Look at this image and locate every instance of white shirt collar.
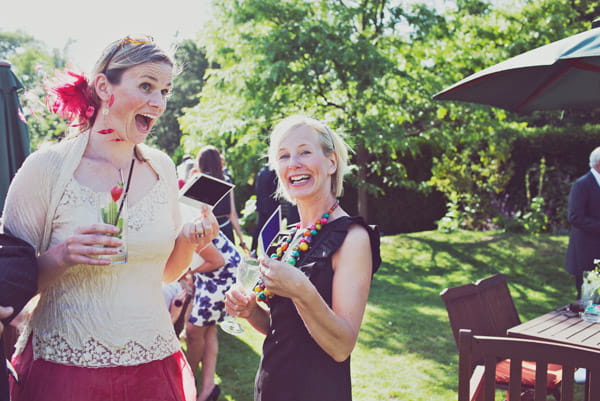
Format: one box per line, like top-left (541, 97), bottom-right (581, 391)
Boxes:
top-left (591, 168), bottom-right (600, 187)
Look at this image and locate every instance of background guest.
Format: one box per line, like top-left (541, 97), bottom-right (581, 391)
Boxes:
top-left (250, 164), bottom-right (299, 255)
top-left (194, 145), bottom-right (249, 253)
top-left (162, 276), bottom-right (193, 337)
top-left (565, 146), bottom-right (600, 299)
top-left (177, 154), bottom-right (195, 182)
top-left (250, 164), bottom-right (279, 254)
top-left (185, 231), bottom-right (239, 401)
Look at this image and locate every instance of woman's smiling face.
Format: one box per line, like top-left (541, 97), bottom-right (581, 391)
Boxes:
top-left (108, 62), bottom-right (172, 144)
top-left (276, 124), bottom-right (337, 201)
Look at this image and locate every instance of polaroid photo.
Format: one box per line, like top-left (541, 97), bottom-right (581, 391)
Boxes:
top-left (258, 206), bottom-right (281, 256)
top-left (178, 173), bottom-right (234, 210)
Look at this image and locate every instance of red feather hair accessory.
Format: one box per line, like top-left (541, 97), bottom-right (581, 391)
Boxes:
top-left (46, 71), bottom-right (97, 126)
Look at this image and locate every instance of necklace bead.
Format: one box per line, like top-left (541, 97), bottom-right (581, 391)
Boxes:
top-left (255, 200), bottom-right (339, 303)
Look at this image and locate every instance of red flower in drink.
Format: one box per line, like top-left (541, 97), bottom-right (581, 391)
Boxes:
top-left (103, 183), bottom-right (125, 229)
top-left (110, 184), bottom-right (124, 202)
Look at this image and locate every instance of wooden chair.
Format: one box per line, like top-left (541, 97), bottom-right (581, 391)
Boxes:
top-left (440, 282), bottom-right (496, 345)
top-left (475, 274), bottom-right (521, 337)
top-left (441, 275), bottom-right (562, 400)
top-left (459, 329), bottom-right (600, 401)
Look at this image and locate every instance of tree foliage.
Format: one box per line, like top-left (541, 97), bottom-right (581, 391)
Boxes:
top-left (178, 0), bottom-right (600, 229)
top-left (148, 40), bottom-right (210, 161)
top-left (0, 31), bottom-right (36, 61)
top-left (1, 30), bottom-right (69, 149)
top-left (5, 0), bottom-right (600, 233)
top-left (180, 0), bottom-right (432, 218)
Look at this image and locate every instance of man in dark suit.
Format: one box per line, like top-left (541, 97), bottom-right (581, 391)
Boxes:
top-left (250, 165), bottom-right (299, 254)
top-left (251, 165), bottom-right (280, 254)
top-left (566, 147), bottom-right (600, 299)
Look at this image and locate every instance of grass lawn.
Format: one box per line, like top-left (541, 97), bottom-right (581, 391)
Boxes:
top-left (187, 230), bottom-right (579, 400)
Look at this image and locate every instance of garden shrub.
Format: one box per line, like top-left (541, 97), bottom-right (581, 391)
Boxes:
top-left (431, 124), bottom-right (600, 234)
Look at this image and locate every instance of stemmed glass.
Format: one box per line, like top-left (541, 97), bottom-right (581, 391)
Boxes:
top-left (220, 256), bottom-right (261, 335)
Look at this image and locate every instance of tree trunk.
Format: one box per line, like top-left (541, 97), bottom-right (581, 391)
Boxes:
top-left (356, 145), bottom-right (369, 221)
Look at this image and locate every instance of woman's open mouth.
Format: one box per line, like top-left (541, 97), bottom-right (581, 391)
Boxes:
top-left (289, 174), bottom-right (310, 185)
top-left (135, 113), bottom-right (157, 133)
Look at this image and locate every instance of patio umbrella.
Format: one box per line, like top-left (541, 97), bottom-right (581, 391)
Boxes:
top-left (433, 24), bottom-right (600, 113)
top-left (0, 61), bottom-right (30, 214)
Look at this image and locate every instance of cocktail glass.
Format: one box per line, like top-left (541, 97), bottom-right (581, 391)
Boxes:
top-left (98, 191), bottom-right (128, 265)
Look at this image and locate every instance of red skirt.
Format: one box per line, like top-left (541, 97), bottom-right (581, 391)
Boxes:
top-left (10, 337), bottom-right (197, 401)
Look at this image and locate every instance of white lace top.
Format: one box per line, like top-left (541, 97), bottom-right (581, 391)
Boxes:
top-left (3, 132), bottom-right (184, 367)
top-left (15, 177), bottom-right (181, 367)
top-left (12, 178), bottom-right (180, 367)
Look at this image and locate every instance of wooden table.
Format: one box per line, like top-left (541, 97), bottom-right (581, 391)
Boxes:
top-left (507, 306), bottom-right (600, 350)
top-left (507, 306), bottom-right (600, 401)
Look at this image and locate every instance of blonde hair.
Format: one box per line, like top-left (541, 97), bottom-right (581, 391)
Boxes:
top-left (268, 115), bottom-right (350, 202)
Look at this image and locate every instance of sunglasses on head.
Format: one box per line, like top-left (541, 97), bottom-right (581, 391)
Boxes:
top-left (103, 35), bottom-right (155, 72)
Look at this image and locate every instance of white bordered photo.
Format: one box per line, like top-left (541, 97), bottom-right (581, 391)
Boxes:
top-left (178, 173), bottom-right (235, 210)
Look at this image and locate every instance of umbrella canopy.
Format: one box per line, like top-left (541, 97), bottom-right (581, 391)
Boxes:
top-left (433, 26), bottom-right (600, 113)
top-left (0, 61), bottom-right (30, 214)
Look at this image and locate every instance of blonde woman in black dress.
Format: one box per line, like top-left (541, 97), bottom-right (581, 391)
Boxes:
top-left (225, 115), bottom-right (380, 401)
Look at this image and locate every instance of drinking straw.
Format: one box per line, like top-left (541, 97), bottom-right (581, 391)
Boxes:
top-left (115, 158), bottom-right (135, 222)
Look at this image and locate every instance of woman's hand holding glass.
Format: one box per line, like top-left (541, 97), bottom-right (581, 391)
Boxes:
top-left (221, 256), bottom-right (261, 335)
top-left (36, 223), bottom-right (124, 291)
top-left (224, 287), bottom-right (257, 320)
top-left (53, 223), bottom-right (124, 267)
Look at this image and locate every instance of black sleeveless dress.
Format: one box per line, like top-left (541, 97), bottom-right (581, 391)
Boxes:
top-left (254, 216), bottom-right (381, 401)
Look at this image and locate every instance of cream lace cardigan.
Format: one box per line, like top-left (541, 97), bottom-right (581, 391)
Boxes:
top-left (3, 131), bottom-right (184, 367)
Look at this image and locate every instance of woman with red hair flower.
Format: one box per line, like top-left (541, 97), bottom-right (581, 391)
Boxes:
top-left (2, 35), bottom-right (218, 401)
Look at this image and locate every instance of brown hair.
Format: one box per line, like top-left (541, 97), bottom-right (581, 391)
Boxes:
top-left (88, 35), bottom-right (175, 128)
top-left (197, 145), bottom-right (225, 179)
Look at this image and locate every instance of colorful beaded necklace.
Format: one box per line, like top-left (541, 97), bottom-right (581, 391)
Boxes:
top-left (254, 200), bottom-right (339, 303)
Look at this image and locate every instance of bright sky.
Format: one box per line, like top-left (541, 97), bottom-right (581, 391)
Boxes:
top-left (1, 0), bottom-right (213, 73)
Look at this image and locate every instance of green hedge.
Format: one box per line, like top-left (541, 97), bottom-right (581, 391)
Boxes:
top-left (340, 143), bottom-right (447, 235)
top-left (236, 125), bottom-right (600, 236)
top-left (503, 125), bottom-right (600, 232)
